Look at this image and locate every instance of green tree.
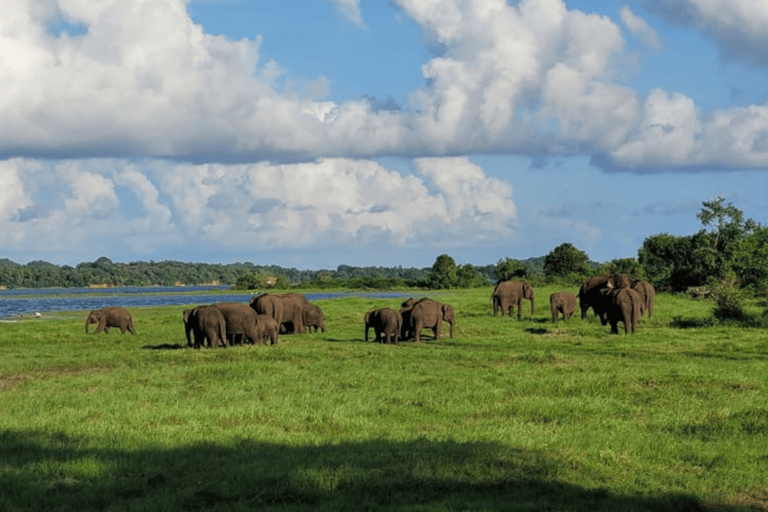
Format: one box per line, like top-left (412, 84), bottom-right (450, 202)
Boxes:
top-left (731, 224), bottom-right (768, 293)
top-left (543, 243), bottom-right (589, 277)
top-left (456, 263), bottom-right (490, 288)
top-left (696, 196), bottom-right (761, 282)
top-left (493, 258), bottom-right (527, 281)
top-left (638, 233), bottom-right (708, 292)
top-left (427, 254), bottom-right (458, 289)
top-left (602, 258), bottom-right (643, 279)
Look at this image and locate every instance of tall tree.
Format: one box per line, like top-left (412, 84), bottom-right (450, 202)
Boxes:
top-left (493, 258), bottom-right (527, 281)
top-left (428, 254), bottom-right (458, 289)
top-left (543, 243), bottom-right (589, 277)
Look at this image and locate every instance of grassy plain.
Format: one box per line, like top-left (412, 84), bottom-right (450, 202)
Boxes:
top-left (1, 287), bottom-right (767, 511)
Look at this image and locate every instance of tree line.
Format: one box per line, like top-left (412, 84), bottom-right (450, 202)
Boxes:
top-left (2, 197), bottom-right (765, 297)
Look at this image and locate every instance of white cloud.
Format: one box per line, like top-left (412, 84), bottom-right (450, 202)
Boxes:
top-left (620, 5), bottom-right (661, 50)
top-left (58, 162), bottom-right (119, 217)
top-left (328, 0), bottom-right (365, 28)
top-left (649, 0), bottom-right (768, 65)
top-left (1, 0), bottom-right (768, 172)
top-left (0, 159), bottom-right (33, 221)
top-left (0, 156), bottom-right (518, 263)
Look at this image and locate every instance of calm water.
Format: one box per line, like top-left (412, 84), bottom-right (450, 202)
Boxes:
top-left (0, 286), bottom-right (409, 320)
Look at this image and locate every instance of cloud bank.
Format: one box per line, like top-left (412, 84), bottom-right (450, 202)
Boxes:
top-left (0, 157), bottom-right (517, 264)
top-left (1, 0), bottom-right (767, 169)
top-left (1, 0), bottom-right (767, 266)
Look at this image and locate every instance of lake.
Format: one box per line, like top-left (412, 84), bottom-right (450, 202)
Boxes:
top-left (0, 286), bottom-right (410, 320)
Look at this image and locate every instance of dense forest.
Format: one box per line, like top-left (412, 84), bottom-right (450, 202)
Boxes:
top-left (2, 198), bottom-right (766, 299)
top-left (0, 256), bottom-right (548, 290)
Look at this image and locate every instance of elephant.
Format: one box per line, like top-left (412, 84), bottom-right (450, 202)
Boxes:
top-left (578, 274), bottom-right (611, 323)
top-left (631, 280), bottom-right (656, 317)
top-left (211, 302), bottom-right (261, 345)
top-left (606, 273), bottom-right (632, 290)
top-left (302, 303), bottom-right (326, 333)
top-left (85, 307), bottom-right (135, 335)
top-left (364, 308), bottom-right (402, 344)
top-left (398, 298), bottom-right (417, 340)
top-left (601, 288), bottom-right (642, 334)
top-left (250, 293), bottom-right (309, 334)
top-left (183, 305), bottom-right (227, 348)
top-left (491, 280), bottom-right (535, 319)
top-left (254, 314), bottom-right (279, 345)
top-left (549, 291), bottom-right (577, 322)
top-left (411, 298), bottom-right (455, 343)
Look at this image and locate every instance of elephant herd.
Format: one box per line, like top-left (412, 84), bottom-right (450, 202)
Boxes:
top-left (84, 275), bottom-right (653, 346)
top-left (364, 297), bottom-right (456, 344)
top-left (182, 293), bottom-right (327, 348)
top-left (492, 274), bottom-right (656, 334)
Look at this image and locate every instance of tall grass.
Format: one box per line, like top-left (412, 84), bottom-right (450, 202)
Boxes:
top-left (1, 288), bottom-right (767, 511)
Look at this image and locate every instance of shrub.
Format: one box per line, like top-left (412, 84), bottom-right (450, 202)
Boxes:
top-left (710, 273), bottom-right (748, 322)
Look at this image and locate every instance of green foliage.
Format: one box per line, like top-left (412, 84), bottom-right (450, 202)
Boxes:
top-left (543, 242), bottom-right (589, 277)
top-left (426, 254), bottom-right (458, 289)
top-left (492, 257), bottom-right (529, 281)
top-left (1, 290), bottom-right (768, 511)
top-left (639, 197), bottom-right (767, 295)
top-left (731, 224), bottom-right (768, 294)
top-left (601, 257), bottom-right (643, 279)
top-left (710, 272), bottom-right (750, 323)
top-left (456, 263), bottom-right (491, 288)
top-left (0, 258), bottom-right (429, 290)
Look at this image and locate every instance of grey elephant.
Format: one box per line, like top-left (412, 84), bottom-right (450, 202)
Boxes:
top-left (601, 288), bottom-right (642, 334)
top-left (578, 274), bottom-right (610, 323)
top-left (302, 303), bottom-right (326, 333)
top-left (549, 291), bottom-right (577, 322)
top-left (85, 307), bottom-right (135, 335)
top-left (364, 308), bottom-right (402, 344)
top-left (255, 314), bottom-right (279, 345)
top-left (250, 293), bottom-right (309, 334)
top-left (211, 302), bottom-right (261, 345)
top-left (183, 305), bottom-right (227, 348)
top-left (398, 298), bottom-right (417, 340)
top-left (631, 280), bottom-right (655, 317)
top-left (411, 298), bottom-right (455, 343)
top-left (491, 280), bottom-right (535, 319)
top-left (606, 273), bottom-right (632, 290)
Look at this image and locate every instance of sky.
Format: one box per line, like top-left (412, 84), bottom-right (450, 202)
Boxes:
top-left (1, 0), bottom-right (767, 270)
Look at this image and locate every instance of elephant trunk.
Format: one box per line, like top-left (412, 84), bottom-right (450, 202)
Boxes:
top-left (530, 296), bottom-right (535, 316)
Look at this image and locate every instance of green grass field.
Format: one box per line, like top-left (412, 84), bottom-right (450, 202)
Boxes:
top-left (1, 287), bottom-right (767, 511)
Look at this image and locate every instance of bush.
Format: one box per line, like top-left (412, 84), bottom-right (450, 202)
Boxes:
top-left (710, 274), bottom-right (749, 322)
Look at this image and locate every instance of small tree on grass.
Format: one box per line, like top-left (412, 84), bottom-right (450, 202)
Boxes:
top-left (710, 272), bottom-right (749, 322)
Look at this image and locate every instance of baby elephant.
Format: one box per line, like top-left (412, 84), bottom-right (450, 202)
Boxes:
top-left (85, 306), bottom-right (135, 334)
top-left (549, 291), bottom-right (577, 322)
top-left (364, 308), bottom-right (402, 344)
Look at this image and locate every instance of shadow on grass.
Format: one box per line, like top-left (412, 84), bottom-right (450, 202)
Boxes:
top-left (141, 343), bottom-right (187, 350)
top-left (0, 430), bottom-right (751, 512)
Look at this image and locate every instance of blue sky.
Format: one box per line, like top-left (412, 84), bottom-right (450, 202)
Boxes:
top-left (0, 0), bottom-right (766, 270)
